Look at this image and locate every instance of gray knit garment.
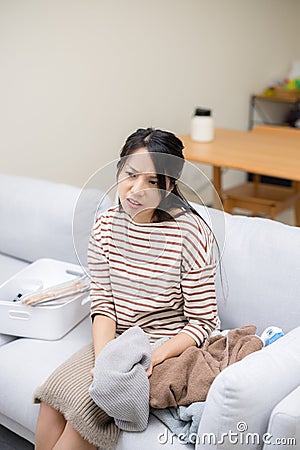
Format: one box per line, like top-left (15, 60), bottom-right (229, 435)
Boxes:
top-left (89, 326), bottom-right (151, 432)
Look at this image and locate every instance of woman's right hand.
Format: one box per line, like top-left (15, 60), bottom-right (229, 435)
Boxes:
top-left (146, 362), bottom-right (153, 377)
top-left (90, 367), bottom-right (95, 379)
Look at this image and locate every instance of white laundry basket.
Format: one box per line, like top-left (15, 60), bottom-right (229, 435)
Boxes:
top-left (0, 258), bottom-right (90, 340)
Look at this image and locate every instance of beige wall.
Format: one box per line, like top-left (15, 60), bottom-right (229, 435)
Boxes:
top-left (1, 0), bottom-right (299, 197)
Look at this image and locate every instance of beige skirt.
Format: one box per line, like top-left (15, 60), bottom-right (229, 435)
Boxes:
top-left (34, 343), bottom-right (119, 449)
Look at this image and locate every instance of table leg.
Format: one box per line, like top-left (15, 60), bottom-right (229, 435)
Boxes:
top-left (213, 166), bottom-right (222, 209)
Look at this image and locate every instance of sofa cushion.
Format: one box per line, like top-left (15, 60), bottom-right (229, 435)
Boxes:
top-left (0, 174), bottom-right (112, 265)
top-left (263, 385), bottom-right (300, 449)
top-left (196, 326), bottom-right (300, 450)
top-left (0, 316), bottom-right (92, 440)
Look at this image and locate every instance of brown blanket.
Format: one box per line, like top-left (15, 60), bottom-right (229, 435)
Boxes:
top-left (149, 325), bottom-right (263, 408)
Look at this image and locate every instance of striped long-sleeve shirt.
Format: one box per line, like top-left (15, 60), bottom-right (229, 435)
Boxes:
top-left (88, 206), bottom-right (220, 346)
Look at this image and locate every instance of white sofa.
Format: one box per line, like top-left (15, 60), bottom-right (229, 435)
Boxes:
top-left (0, 173), bottom-right (300, 450)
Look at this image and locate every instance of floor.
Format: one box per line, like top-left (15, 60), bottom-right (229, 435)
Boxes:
top-left (271, 207), bottom-right (295, 226)
top-left (0, 425), bottom-right (33, 450)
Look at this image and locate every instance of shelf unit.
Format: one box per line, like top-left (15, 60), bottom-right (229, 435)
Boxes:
top-left (248, 94), bottom-right (300, 130)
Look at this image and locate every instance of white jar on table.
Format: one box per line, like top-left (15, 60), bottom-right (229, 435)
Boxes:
top-left (190, 108), bottom-right (214, 142)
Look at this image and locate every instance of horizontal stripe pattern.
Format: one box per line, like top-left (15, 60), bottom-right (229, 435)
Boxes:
top-left (88, 206), bottom-right (220, 345)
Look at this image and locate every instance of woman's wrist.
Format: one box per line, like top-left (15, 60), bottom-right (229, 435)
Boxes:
top-left (151, 347), bottom-right (166, 367)
top-left (151, 332), bottom-right (197, 368)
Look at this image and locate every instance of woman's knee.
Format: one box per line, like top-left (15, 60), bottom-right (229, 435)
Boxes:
top-left (38, 402), bottom-right (65, 426)
top-left (53, 421), bottom-right (97, 450)
top-left (35, 403), bottom-right (66, 450)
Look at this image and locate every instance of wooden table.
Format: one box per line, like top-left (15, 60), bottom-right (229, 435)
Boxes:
top-left (180, 127), bottom-right (300, 221)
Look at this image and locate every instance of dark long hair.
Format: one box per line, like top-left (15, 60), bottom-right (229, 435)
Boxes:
top-left (117, 127), bottom-right (205, 222)
top-left (117, 127), bottom-right (224, 293)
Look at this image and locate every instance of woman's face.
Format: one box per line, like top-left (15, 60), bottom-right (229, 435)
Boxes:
top-left (117, 148), bottom-right (172, 223)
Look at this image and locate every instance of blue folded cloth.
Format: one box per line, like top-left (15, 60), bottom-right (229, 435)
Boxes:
top-left (151, 402), bottom-right (205, 444)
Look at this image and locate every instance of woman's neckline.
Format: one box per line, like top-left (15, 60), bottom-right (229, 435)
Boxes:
top-left (120, 207), bottom-right (187, 227)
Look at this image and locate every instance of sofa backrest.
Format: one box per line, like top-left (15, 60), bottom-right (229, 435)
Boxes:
top-left (191, 203), bottom-right (300, 334)
top-left (0, 174), bottom-right (112, 266)
top-left (1, 175), bottom-right (299, 335)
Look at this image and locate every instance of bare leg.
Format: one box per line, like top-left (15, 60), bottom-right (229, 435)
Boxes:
top-left (53, 421), bottom-right (97, 450)
top-left (35, 403), bottom-right (66, 450)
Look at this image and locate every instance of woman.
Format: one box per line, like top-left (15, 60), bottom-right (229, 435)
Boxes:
top-left (35, 128), bottom-right (220, 450)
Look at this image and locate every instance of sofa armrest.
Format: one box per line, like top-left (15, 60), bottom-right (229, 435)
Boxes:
top-left (262, 385), bottom-right (300, 449)
top-left (196, 327), bottom-right (300, 450)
